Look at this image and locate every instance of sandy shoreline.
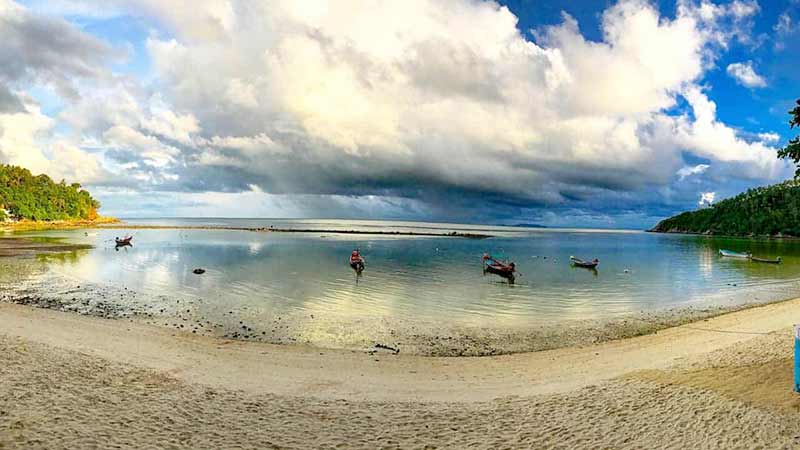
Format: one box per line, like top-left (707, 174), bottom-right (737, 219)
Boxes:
top-left (2, 301), bottom-right (800, 448)
top-left (3, 298), bottom-right (800, 402)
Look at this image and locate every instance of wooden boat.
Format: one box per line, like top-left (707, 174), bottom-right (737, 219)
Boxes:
top-left (750, 256), bottom-right (782, 264)
top-left (570, 256), bottom-right (599, 269)
top-left (115, 236), bottom-right (133, 246)
top-left (719, 249), bottom-right (750, 258)
top-left (349, 250), bottom-right (365, 273)
top-left (482, 254), bottom-right (516, 281)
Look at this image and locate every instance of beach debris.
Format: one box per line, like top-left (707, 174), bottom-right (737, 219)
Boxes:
top-left (373, 343), bottom-right (400, 354)
top-left (193, 268), bottom-right (206, 275)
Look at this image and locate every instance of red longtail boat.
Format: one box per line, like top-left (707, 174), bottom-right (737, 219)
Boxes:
top-left (482, 254), bottom-right (516, 282)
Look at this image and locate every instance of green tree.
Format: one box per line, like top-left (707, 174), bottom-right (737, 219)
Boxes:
top-left (0, 165), bottom-right (101, 221)
top-left (777, 99), bottom-right (800, 178)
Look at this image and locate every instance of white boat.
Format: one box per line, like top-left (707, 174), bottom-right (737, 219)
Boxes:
top-left (719, 249), bottom-right (751, 258)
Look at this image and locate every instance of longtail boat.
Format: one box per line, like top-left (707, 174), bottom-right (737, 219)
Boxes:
top-left (719, 249), bottom-right (750, 258)
top-left (750, 256), bottom-right (782, 264)
top-left (570, 256), bottom-right (599, 269)
top-left (115, 236), bottom-right (133, 246)
top-left (349, 250), bottom-right (365, 273)
top-left (482, 254), bottom-right (516, 282)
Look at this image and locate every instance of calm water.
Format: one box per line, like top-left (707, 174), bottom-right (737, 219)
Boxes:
top-left (4, 219), bottom-right (800, 352)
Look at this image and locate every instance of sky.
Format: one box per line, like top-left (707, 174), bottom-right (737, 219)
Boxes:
top-left (0, 0), bottom-right (798, 228)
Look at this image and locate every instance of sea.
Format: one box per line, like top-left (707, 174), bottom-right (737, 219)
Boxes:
top-left (3, 218), bottom-right (800, 354)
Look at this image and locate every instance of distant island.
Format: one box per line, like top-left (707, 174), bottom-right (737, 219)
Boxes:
top-left (0, 164), bottom-right (114, 228)
top-left (650, 181), bottom-right (800, 237)
top-left (511, 223), bottom-right (547, 228)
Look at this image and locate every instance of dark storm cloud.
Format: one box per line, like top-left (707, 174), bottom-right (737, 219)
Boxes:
top-left (0, 83), bottom-right (22, 112)
top-left (0, 3), bottom-right (117, 102)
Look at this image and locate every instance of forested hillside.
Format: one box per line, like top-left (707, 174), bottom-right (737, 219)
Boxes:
top-left (0, 165), bottom-right (100, 221)
top-left (651, 181), bottom-right (800, 236)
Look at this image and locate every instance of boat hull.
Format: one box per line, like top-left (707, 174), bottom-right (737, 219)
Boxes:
top-left (719, 250), bottom-right (750, 258)
top-left (751, 257), bottom-right (782, 264)
top-left (483, 263), bottom-right (515, 283)
top-left (570, 257), bottom-right (599, 269)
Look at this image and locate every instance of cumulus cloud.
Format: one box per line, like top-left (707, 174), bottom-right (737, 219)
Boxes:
top-left (757, 132), bottom-right (780, 143)
top-left (0, 0), bottom-right (116, 183)
top-left (726, 61), bottom-right (767, 87)
top-left (0, 99), bottom-right (107, 183)
top-left (677, 164), bottom-right (710, 180)
top-left (115, 0), bottom-right (778, 202)
top-left (0, 0), bottom-right (790, 222)
top-left (699, 191), bottom-right (716, 206)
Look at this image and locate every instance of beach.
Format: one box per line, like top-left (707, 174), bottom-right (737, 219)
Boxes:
top-left (2, 297), bottom-right (799, 448)
top-left (2, 228), bottom-right (800, 448)
top-left (4, 0), bottom-right (798, 446)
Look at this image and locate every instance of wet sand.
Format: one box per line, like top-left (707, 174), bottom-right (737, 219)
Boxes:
top-left (0, 217), bottom-right (118, 232)
top-left (0, 236), bottom-right (92, 257)
top-left (1, 300), bottom-right (800, 448)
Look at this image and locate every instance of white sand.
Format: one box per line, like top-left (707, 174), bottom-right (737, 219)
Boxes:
top-left (2, 300), bottom-right (800, 448)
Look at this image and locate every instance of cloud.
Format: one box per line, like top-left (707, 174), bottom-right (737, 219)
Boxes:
top-left (726, 61), bottom-right (766, 87)
top-left (0, 0), bottom-right (118, 183)
top-left (0, 99), bottom-right (107, 183)
top-left (699, 191), bottom-right (716, 206)
top-left (0, 0), bottom-right (119, 99)
top-left (676, 87), bottom-right (779, 178)
top-left (729, 0), bottom-right (760, 19)
top-left (677, 164), bottom-right (710, 180)
top-left (773, 12), bottom-right (797, 50)
top-left (757, 132), bottom-right (780, 143)
top-left (125, 0), bottom-right (774, 201)
top-left (0, 0), bottom-right (788, 224)
top-left (0, 84), bottom-right (23, 112)
top-left (774, 12), bottom-right (793, 35)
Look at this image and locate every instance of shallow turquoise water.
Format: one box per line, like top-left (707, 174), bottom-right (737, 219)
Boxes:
top-left (6, 219), bottom-right (800, 353)
top-left (0, 219), bottom-right (800, 355)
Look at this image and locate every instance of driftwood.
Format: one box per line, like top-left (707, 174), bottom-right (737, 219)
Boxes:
top-left (373, 343), bottom-right (400, 354)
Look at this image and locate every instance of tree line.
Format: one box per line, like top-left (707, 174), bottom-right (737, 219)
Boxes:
top-left (651, 181), bottom-right (800, 236)
top-left (0, 164), bottom-right (100, 221)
